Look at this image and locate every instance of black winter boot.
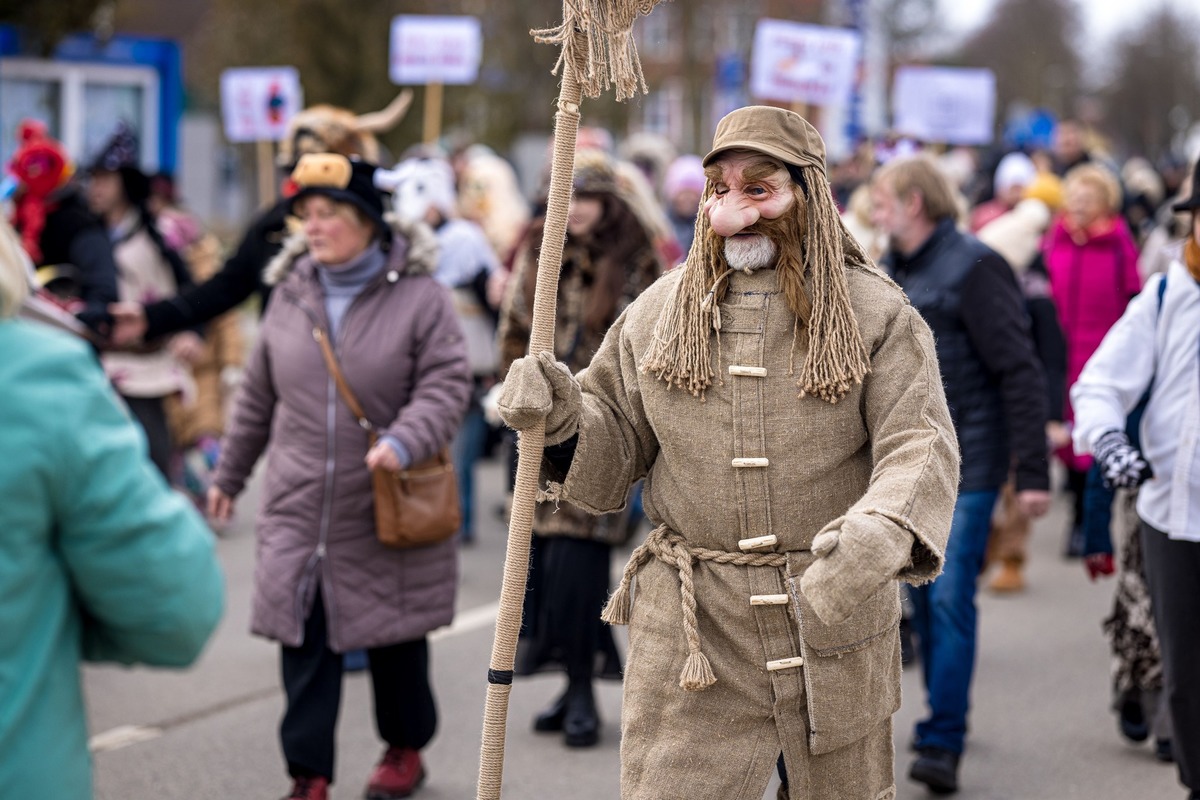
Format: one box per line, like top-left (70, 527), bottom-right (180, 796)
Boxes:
top-left (562, 680), bottom-right (600, 747)
top-left (533, 688), bottom-right (568, 732)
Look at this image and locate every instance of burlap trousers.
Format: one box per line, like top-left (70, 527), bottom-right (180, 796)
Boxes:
top-left (619, 558), bottom-right (896, 799)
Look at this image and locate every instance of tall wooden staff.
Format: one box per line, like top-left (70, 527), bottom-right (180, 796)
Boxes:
top-left (475, 2), bottom-right (661, 798)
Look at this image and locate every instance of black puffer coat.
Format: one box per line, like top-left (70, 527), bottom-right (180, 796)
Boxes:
top-left (884, 218), bottom-right (1049, 493)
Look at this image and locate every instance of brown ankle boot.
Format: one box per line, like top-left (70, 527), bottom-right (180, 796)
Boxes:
top-left (988, 557), bottom-right (1025, 593)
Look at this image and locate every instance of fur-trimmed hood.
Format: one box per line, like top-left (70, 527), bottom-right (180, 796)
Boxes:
top-left (263, 211), bottom-right (439, 287)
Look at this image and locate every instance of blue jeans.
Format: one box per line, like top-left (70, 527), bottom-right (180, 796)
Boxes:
top-left (451, 406), bottom-right (489, 541)
top-left (909, 488), bottom-right (999, 755)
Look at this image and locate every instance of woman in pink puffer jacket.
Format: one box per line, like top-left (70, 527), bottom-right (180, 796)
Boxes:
top-left (1043, 163), bottom-right (1142, 554)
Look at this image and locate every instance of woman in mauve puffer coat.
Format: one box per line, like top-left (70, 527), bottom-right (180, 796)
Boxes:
top-left (1042, 163), bottom-right (1142, 555)
top-left (210, 154), bottom-right (470, 800)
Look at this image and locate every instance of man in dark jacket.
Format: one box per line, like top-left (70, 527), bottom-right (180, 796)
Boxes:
top-left (871, 155), bottom-right (1051, 794)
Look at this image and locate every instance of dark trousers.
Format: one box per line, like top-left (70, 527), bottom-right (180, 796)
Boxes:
top-left (1141, 520), bottom-right (1200, 791)
top-left (518, 535), bottom-right (617, 682)
top-left (280, 590), bottom-right (437, 782)
top-left (122, 395), bottom-right (172, 479)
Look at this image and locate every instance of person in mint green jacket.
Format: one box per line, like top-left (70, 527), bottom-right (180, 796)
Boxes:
top-left (0, 225), bottom-right (225, 799)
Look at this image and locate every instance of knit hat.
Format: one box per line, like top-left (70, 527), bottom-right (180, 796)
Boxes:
top-left (573, 149), bottom-right (619, 195)
top-left (663, 155), bottom-right (706, 200)
top-left (993, 152), bottom-right (1037, 193)
top-left (1023, 171), bottom-right (1065, 211)
top-left (287, 154), bottom-right (388, 235)
top-left (89, 121), bottom-right (150, 205)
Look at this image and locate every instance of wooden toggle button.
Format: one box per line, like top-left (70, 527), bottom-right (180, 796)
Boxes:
top-left (738, 534), bottom-right (778, 551)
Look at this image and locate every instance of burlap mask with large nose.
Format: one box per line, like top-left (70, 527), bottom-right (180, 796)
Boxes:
top-left (640, 106), bottom-right (874, 405)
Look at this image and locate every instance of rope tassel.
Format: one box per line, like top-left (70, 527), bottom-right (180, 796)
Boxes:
top-left (531, 0), bottom-right (665, 101)
top-left (680, 650), bottom-right (717, 691)
top-left (600, 582), bottom-right (632, 625)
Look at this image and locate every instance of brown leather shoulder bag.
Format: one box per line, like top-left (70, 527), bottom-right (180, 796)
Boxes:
top-left (312, 326), bottom-right (460, 548)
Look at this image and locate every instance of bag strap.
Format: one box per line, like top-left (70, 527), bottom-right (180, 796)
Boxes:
top-left (311, 326), bottom-right (376, 435)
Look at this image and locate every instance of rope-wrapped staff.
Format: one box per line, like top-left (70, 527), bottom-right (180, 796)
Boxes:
top-left (475, 2), bottom-right (663, 798)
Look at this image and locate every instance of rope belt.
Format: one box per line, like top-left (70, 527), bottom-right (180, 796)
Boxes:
top-left (601, 524), bottom-right (791, 691)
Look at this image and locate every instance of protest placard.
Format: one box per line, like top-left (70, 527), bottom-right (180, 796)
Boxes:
top-left (389, 15), bottom-right (482, 86)
top-left (891, 67), bottom-right (997, 145)
top-left (219, 67), bottom-right (302, 143)
top-left (750, 19), bottom-right (861, 108)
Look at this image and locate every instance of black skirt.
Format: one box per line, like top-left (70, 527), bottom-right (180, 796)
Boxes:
top-left (515, 534), bottom-right (622, 680)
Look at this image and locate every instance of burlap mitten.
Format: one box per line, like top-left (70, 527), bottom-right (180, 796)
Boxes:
top-left (497, 352), bottom-right (582, 445)
top-left (799, 514), bottom-right (913, 625)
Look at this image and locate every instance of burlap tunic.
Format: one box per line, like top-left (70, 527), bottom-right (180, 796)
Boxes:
top-left (548, 265), bottom-right (959, 799)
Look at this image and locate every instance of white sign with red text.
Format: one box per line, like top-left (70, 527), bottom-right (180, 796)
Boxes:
top-left (750, 19), bottom-right (861, 108)
top-left (219, 67), bottom-right (303, 143)
top-left (390, 15), bottom-right (482, 86)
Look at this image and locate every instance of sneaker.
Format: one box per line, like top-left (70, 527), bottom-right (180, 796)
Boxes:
top-left (283, 775), bottom-right (329, 800)
top-left (909, 747), bottom-right (960, 794)
top-left (1155, 738), bottom-right (1174, 762)
top-left (366, 747), bottom-right (426, 799)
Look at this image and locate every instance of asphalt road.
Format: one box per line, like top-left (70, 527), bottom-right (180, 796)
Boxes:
top-left (85, 455), bottom-right (1187, 799)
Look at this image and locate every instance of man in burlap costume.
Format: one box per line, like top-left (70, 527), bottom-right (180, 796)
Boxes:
top-left (499, 107), bottom-right (960, 799)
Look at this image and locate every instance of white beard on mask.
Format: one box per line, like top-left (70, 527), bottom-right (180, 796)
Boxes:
top-left (723, 234), bottom-right (778, 273)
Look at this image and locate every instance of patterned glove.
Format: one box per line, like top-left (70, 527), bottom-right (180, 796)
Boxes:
top-left (1093, 429), bottom-right (1152, 490)
top-left (799, 514), bottom-right (914, 625)
top-left (497, 352), bottom-right (582, 445)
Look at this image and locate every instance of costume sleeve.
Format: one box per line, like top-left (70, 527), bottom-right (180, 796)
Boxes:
top-left (961, 253), bottom-right (1050, 492)
top-left (212, 305), bottom-right (278, 497)
top-left (849, 303), bottom-right (961, 584)
top-left (143, 205), bottom-right (281, 339)
top-left (51, 343), bottom-right (224, 666)
top-left (67, 225), bottom-right (120, 330)
top-left (553, 309), bottom-right (660, 515)
top-left (1071, 274), bottom-right (1161, 454)
top-left (382, 282), bottom-right (472, 463)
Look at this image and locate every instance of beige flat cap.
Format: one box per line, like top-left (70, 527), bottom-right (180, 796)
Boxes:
top-left (703, 105), bottom-right (827, 175)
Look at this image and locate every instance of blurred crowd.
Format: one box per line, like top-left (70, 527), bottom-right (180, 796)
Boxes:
top-left (3, 94), bottom-right (1200, 800)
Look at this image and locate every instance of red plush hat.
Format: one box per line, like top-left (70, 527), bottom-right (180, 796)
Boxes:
top-left (6, 120), bottom-right (74, 264)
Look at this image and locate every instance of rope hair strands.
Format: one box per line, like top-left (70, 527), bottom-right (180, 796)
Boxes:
top-left (531, 0), bottom-right (664, 101)
top-left (639, 162), bottom-right (873, 403)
